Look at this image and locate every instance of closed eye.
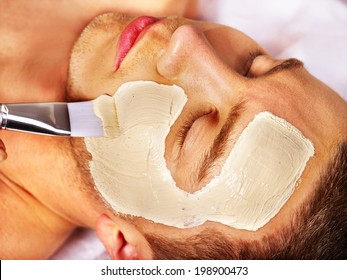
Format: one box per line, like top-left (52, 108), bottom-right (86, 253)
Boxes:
top-left (176, 110), bottom-right (214, 149)
top-left (243, 49), bottom-right (263, 77)
top-left (176, 113), bottom-right (196, 148)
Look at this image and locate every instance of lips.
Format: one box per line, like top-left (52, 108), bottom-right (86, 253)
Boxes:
top-left (114, 16), bottom-right (159, 70)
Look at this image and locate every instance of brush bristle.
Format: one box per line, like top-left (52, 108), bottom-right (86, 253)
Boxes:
top-left (67, 101), bottom-right (104, 137)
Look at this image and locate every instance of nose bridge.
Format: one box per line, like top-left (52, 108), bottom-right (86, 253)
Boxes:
top-left (157, 24), bottom-right (245, 106)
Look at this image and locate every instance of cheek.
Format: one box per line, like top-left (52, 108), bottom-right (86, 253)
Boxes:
top-left (85, 81), bottom-right (189, 227)
top-left (68, 34), bottom-right (169, 100)
top-left (68, 31), bottom-right (118, 99)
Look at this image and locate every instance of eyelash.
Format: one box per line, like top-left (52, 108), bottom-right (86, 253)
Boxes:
top-left (176, 112), bottom-right (200, 148)
top-left (243, 49), bottom-right (262, 77)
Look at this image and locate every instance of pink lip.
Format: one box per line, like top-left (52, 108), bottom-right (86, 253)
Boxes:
top-left (114, 16), bottom-right (159, 70)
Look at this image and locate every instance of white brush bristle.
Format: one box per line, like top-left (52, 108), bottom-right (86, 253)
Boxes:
top-left (67, 101), bottom-right (104, 137)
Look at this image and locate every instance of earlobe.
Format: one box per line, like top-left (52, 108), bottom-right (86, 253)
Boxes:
top-left (96, 214), bottom-right (139, 260)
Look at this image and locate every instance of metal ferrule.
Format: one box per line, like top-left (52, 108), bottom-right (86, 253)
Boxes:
top-left (0, 104), bottom-right (9, 128)
top-left (0, 103), bottom-right (71, 136)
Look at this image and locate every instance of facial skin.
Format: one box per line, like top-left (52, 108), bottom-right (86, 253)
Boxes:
top-left (1, 11), bottom-right (347, 259)
top-left (65, 13), bottom-right (347, 257)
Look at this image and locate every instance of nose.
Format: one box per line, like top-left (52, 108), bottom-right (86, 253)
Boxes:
top-left (157, 24), bottom-right (246, 108)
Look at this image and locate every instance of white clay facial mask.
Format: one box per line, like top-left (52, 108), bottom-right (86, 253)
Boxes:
top-left (85, 81), bottom-right (314, 231)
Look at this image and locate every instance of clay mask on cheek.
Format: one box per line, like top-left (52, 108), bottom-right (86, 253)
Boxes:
top-left (85, 81), bottom-right (314, 231)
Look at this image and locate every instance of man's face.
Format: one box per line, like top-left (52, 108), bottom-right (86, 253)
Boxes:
top-left (67, 13), bottom-right (347, 233)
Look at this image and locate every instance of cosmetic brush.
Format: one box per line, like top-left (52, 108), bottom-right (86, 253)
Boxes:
top-left (0, 101), bottom-right (105, 137)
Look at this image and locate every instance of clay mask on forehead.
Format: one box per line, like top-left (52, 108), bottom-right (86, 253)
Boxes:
top-left (85, 81), bottom-right (314, 231)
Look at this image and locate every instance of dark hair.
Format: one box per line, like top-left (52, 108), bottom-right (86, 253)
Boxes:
top-left (145, 141), bottom-right (347, 259)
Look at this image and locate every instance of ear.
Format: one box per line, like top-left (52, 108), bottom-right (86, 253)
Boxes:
top-left (96, 214), bottom-right (152, 260)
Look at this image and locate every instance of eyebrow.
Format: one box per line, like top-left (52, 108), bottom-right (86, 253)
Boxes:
top-left (196, 102), bottom-right (244, 183)
top-left (263, 58), bottom-right (304, 76)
